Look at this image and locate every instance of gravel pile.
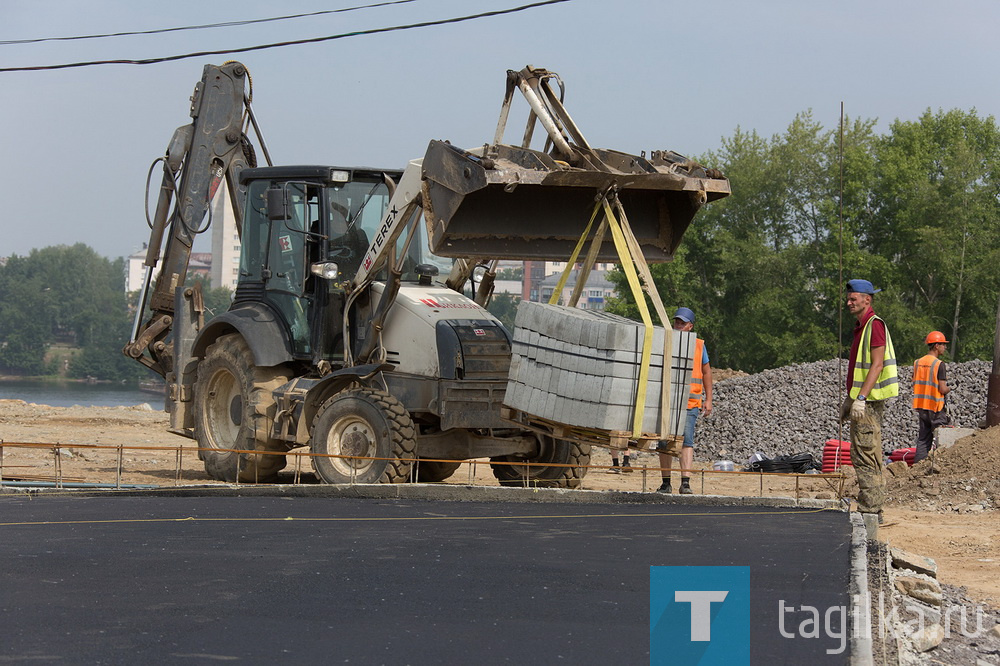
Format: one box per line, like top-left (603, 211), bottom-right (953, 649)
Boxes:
top-left (696, 359), bottom-right (990, 464)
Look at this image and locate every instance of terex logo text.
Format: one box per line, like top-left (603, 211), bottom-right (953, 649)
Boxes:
top-left (650, 566), bottom-right (750, 665)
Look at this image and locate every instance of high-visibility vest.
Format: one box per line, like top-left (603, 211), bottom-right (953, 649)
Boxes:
top-left (688, 338), bottom-right (706, 410)
top-left (850, 315), bottom-right (899, 401)
top-left (912, 354), bottom-right (944, 411)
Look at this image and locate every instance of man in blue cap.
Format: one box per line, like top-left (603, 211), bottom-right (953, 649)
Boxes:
top-left (842, 279), bottom-right (899, 535)
top-left (656, 306), bottom-right (713, 494)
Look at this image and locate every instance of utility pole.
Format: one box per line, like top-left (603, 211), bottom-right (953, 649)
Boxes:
top-left (987, 290), bottom-right (1000, 426)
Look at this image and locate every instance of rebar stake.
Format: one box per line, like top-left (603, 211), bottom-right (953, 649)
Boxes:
top-left (116, 443), bottom-right (123, 490)
top-left (54, 446), bottom-right (62, 489)
top-left (294, 451), bottom-right (302, 485)
top-left (175, 446), bottom-right (183, 486)
top-left (641, 464), bottom-right (647, 492)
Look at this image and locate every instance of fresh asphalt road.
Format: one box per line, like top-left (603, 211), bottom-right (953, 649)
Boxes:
top-left (0, 493), bottom-right (852, 664)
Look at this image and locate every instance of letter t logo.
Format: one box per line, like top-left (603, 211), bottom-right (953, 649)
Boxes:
top-left (674, 591), bottom-right (729, 641)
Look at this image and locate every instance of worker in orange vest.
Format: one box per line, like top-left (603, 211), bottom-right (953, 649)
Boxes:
top-left (656, 307), bottom-right (713, 494)
top-left (912, 331), bottom-right (951, 462)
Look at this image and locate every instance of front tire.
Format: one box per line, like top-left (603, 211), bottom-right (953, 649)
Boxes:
top-left (194, 334), bottom-right (291, 482)
top-left (311, 388), bottom-right (416, 484)
top-left (490, 436), bottom-right (591, 489)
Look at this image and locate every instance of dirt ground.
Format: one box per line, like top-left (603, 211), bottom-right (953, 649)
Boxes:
top-left (2, 398), bottom-right (998, 611)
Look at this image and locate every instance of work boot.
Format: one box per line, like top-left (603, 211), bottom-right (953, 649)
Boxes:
top-left (679, 480), bottom-right (693, 495)
top-left (656, 480), bottom-right (672, 494)
top-left (622, 457), bottom-right (634, 473)
top-left (608, 460), bottom-right (621, 474)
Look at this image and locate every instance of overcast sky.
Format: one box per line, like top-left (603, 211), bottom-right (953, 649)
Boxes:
top-left (2, 0), bottom-right (998, 261)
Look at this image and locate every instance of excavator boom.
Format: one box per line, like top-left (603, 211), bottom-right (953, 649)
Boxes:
top-left (124, 62), bottom-right (256, 377)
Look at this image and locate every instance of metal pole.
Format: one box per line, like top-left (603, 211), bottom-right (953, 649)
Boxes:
top-left (234, 448), bottom-right (241, 488)
top-left (987, 289), bottom-right (1000, 426)
top-left (175, 446), bottom-right (182, 486)
top-left (837, 102), bottom-right (846, 442)
top-left (116, 443), bottom-right (123, 490)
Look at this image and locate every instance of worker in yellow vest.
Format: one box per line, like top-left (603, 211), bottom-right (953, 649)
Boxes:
top-left (912, 331), bottom-right (951, 462)
top-left (840, 279), bottom-right (898, 530)
top-left (656, 307), bottom-right (713, 494)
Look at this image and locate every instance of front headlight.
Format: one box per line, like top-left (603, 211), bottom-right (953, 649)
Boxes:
top-left (311, 262), bottom-right (340, 279)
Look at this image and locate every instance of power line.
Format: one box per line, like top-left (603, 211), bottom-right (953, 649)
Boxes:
top-left (0, 0), bottom-right (572, 73)
top-left (0, 0), bottom-right (420, 46)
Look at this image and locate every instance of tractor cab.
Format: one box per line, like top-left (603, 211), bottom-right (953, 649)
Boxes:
top-left (236, 166), bottom-right (448, 365)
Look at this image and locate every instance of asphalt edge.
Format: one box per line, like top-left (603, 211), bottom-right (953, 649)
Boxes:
top-left (2, 482), bottom-right (845, 511)
top-left (848, 512), bottom-right (875, 666)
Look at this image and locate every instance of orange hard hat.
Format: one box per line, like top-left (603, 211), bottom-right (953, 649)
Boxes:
top-left (925, 331), bottom-right (948, 344)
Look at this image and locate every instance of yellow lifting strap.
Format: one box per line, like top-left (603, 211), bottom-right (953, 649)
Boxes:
top-left (548, 193), bottom-right (669, 438)
top-left (548, 201), bottom-right (605, 305)
top-left (612, 198), bottom-right (674, 437)
top-left (601, 198), bottom-right (655, 436)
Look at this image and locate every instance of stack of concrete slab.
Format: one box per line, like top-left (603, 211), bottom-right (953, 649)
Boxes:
top-left (504, 301), bottom-right (696, 435)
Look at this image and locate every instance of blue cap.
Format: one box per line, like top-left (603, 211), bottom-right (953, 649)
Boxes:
top-left (673, 307), bottom-right (695, 323)
top-left (846, 279), bottom-right (881, 295)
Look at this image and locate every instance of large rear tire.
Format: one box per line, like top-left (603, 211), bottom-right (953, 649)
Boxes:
top-left (310, 388), bottom-right (416, 484)
top-left (414, 459), bottom-right (463, 483)
top-left (194, 334), bottom-right (291, 482)
top-left (490, 436), bottom-right (591, 489)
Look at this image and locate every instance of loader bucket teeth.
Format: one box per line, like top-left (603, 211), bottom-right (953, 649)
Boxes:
top-left (421, 140), bottom-right (730, 263)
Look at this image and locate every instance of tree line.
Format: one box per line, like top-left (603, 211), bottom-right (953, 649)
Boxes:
top-left (0, 244), bottom-right (231, 381)
top-left (3, 108), bottom-right (997, 379)
top-left (606, 108), bottom-right (1000, 373)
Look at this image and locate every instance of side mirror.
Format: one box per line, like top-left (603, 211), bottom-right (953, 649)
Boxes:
top-left (266, 187), bottom-right (289, 221)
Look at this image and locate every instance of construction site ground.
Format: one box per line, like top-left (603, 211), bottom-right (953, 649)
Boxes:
top-left (2, 399), bottom-right (999, 615)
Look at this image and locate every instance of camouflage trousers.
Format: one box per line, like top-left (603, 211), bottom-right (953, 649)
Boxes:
top-left (848, 399), bottom-right (886, 514)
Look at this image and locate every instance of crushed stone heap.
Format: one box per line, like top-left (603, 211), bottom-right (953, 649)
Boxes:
top-left (695, 359), bottom-right (990, 464)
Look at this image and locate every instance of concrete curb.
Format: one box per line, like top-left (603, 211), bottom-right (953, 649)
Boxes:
top-left (1, 481), bottom-right (846, 510)
top-left (848, 512), bottom-right (875, 666)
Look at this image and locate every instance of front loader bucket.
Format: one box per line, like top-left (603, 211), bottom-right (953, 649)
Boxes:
top-left (421, 140), bottom-right (730, 262)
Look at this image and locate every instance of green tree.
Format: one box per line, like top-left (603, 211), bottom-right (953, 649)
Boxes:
top-left (0, 244), bottom-right (143, 380)
top-left (0, 275), bottom-right (51, 374)
top-left (496, 266), bottom-right (523, 281)
top-left (487, 292), bottom-right (521, 331)
top-left (607, 112), bottom-right (882, 372)
top-left (867, 109), bottom-right (1000, 362)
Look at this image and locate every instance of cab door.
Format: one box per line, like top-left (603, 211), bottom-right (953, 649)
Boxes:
top-left (236, 181), bottom-right (316, 357)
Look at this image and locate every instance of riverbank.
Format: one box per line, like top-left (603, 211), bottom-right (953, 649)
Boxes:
top-left (0, 379), bottom-right (161, 409)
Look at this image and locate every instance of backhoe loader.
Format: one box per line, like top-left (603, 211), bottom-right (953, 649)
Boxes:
top-left (124, 62), bottom-right (729, 486)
